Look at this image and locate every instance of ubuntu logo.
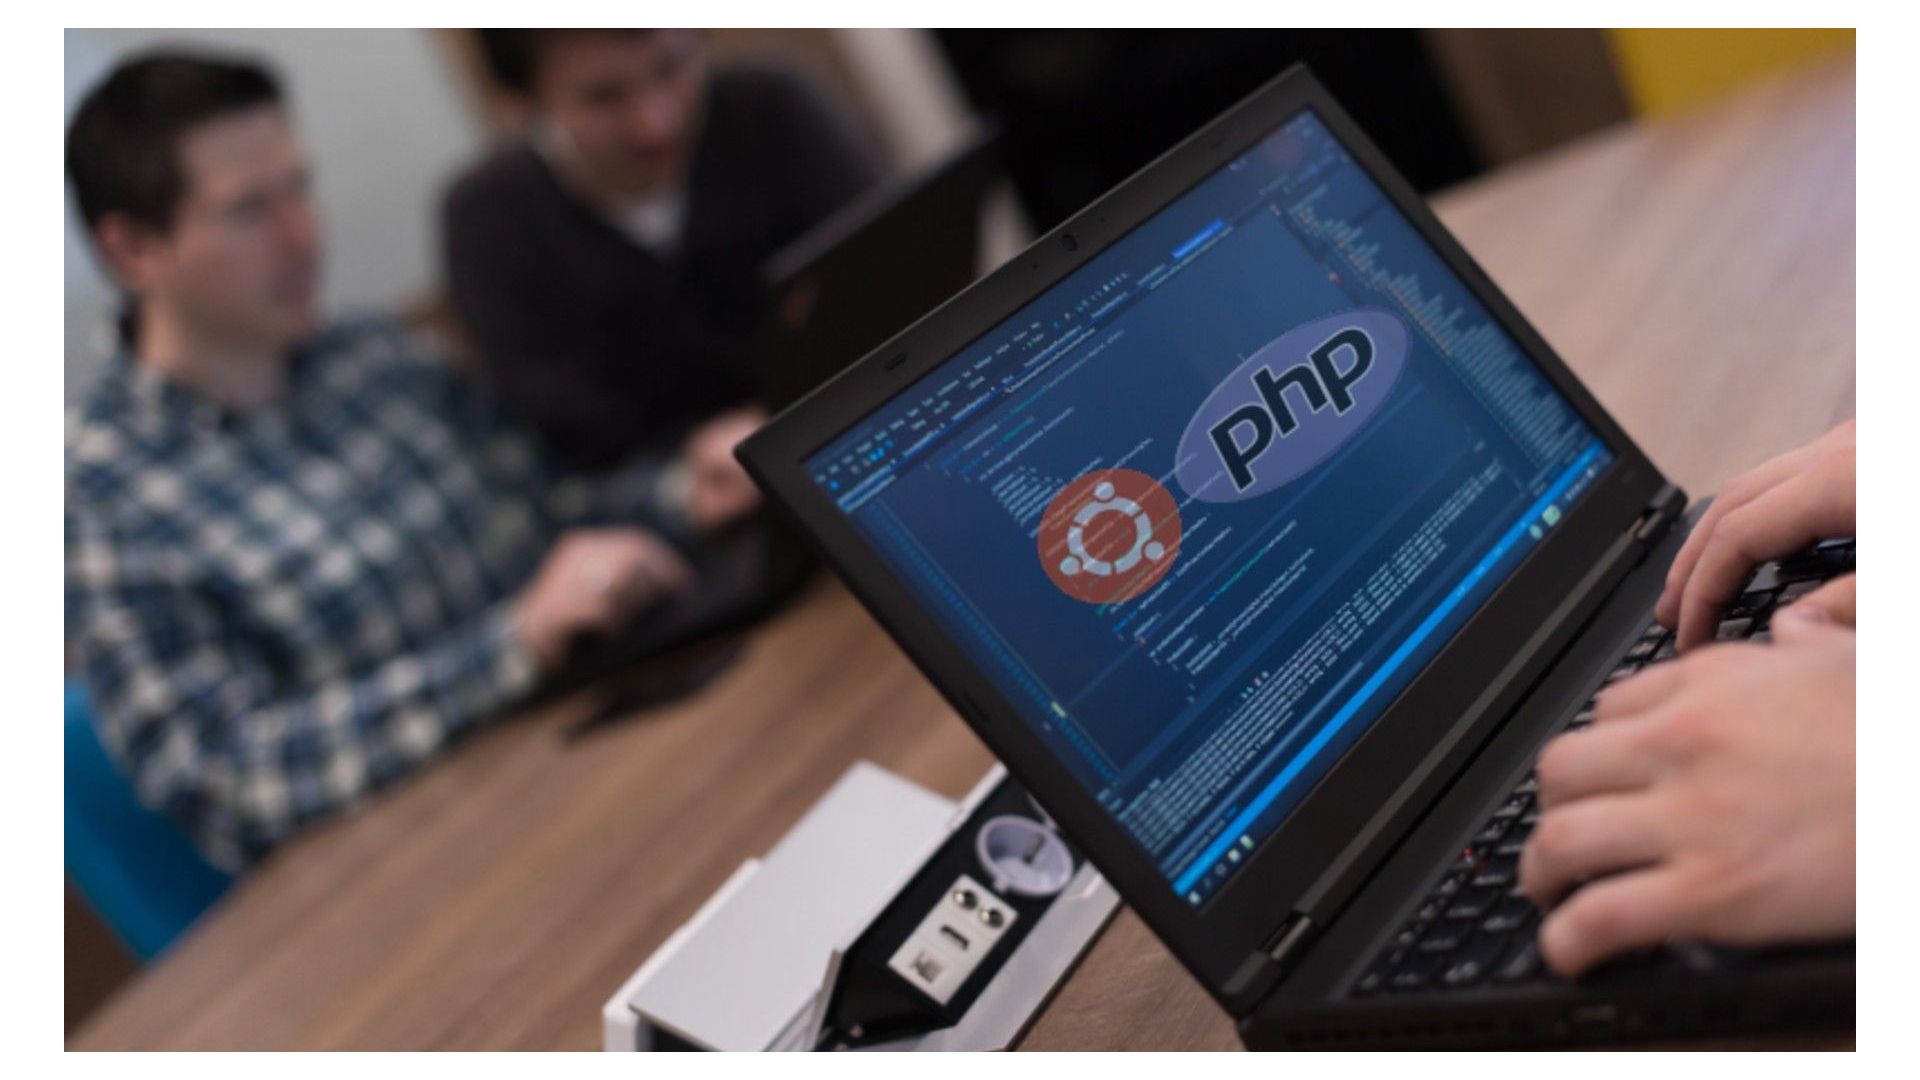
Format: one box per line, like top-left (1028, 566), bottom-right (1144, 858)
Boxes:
top-left (1038, 468), bottom-right (1182, 604)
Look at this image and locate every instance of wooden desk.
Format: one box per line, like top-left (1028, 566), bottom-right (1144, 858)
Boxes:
top-left (70, 58), bottom-right (1854, 1051)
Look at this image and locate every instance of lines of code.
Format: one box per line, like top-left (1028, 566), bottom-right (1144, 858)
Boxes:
top-left (808, 108), bottom-right (1612, 904)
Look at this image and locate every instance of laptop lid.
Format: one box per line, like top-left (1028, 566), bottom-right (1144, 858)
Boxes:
top-left (758, 128), bottom-right (1000, 412)
top-left (739, 67), bottom-right (1671, 1015)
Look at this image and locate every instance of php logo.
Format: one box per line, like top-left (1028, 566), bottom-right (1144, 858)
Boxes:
top-left (1038, 468), bottom-right (1182, 604)
top-left (1175, 309), bottom-right (1408, 502)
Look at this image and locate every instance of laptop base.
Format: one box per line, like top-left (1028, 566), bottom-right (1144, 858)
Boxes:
top-left (1238, 519), bottom-right (1856, 1048)
top-left (1241, 943), bottom-right (1854, 1049)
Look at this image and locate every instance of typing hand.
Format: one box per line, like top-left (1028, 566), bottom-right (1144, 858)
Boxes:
top-left (681, 406), bottom-right (766, 531)
top-left (1655, 419), bottom-right (1854, 650)
top-left (1790, 573), bottom-right (1856, 628)
top-left (1518, 606), bottom-right (1855, 976)
top-left (513, 528), bottom-right (695, 671)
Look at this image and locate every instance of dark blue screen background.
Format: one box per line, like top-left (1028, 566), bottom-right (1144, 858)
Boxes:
top-left (806, 110), bottom-right (1611, 904)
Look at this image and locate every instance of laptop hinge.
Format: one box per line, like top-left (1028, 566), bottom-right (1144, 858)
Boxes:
top-left (1222, 911), bottom-right (1316, 1006)
top-left (1264, 911), bottom-right (1315, 965)
top-left (1633, 484), bottom-right (1686, 544)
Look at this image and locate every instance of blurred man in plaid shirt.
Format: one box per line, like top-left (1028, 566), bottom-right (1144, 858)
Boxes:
top-left (64, 52), bottom-right (763, 871)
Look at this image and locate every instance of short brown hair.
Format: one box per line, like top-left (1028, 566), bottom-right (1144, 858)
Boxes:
top-left (65, 50), bottom-right (283, 234)
top-left (473, 29), bottom-right (659, 95)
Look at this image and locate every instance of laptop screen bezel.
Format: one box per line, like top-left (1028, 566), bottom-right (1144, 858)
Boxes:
top-left (738, 66), bottom-right (1671, 1013)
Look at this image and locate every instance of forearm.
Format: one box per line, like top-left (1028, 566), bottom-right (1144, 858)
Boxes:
top-left (86, 602), bottom-right (539, 869)
top-left (548, 451), bottom-right (689, 541)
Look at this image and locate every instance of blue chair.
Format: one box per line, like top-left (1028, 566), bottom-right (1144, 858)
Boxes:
top-left (64, 681), bottom-right (231, 960)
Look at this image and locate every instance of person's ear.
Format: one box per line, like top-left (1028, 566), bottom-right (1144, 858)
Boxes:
top-left (91, 213), bottom-right (169, 294)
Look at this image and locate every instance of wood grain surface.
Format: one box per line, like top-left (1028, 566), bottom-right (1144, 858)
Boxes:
top-left (70, 57), bottom-right (1854, 1052)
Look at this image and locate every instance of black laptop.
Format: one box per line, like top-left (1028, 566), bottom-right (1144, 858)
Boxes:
top-left (735, 67), bottom-right (1854, 1048)
top-left (758, 126), bottom-right (999, 412)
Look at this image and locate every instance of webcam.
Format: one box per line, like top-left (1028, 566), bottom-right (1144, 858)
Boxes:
top-left (1060, 232), bottom-right (1078, 252)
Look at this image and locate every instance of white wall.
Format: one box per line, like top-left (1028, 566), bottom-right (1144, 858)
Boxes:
top-left (63, 29), bottom-right (486, 402)
top-left (832, 29), bottom-right (1032, 272)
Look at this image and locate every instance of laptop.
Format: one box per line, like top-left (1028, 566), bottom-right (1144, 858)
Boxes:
top-left (735, 66), bottom-right (1855, 1048)
top-left (539, 134), bottom-right (1003, 713)
top-left (758, 126), bottom-right (1000, 412)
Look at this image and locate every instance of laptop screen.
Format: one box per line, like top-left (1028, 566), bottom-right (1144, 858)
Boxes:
top-left (803, 109), bottom-right (1613, 907)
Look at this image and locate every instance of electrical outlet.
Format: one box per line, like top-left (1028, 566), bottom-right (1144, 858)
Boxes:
top-left (885, 873), bottom-right (1017, 1005)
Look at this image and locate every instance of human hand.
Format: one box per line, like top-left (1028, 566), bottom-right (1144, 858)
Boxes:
top-left (681, 406), bottom-right (765, 531)
top-left (513, 528), bottom-right (694, 671)
top-left (1790, 573), bottom-right (1856, 628)
top-left (1518, 608), bottom-right (1855, 976)
top-left (1656, 420), bottom-right (1854, 650)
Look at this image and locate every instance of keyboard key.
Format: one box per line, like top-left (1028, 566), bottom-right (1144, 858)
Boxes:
top-left (1470, 860), bottom-right (1518, 890)
top-left (1441, 935), bottom-right (1510, 988)
top-left (1490, 793), bottom-right (1530, 820)
top-left (1774, 546), bottom-right (1851, 584)
top-left (1445, 886), bottom-right (1501, 921)
top-left (1776, 579), bottom-right (1822, 606)
top-left (1493, 938), bottom-right (1543, 983)
top-left (1666, 940), bottom-right (1726, 974)
top-left (1417, 922), bottom-right (1470, 954)
top-left (1389, 952), bottom-right (1442, 992)
top-left (1496, 806), bottom-right (1534, 845)
top-left (1715, 616), bottom-right (1754, 641)
top-left (1472, 818), bottom-right (1511, 847)
top-left (1481, 898), bottom-right (1536, 936)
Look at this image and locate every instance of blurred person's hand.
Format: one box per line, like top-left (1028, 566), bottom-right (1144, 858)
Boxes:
top-left (514, 527), bottom-right (694, 670)
top-left (681, 406), bottom-right (765, 531)
top-left (1519, 606), bottom-right (1855, 977)
top-left (1656, 420), bottom-right (1854, 650)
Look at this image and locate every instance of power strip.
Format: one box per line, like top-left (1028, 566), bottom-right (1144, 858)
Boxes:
top-left (885, 873), bottom-right (1019, 1005)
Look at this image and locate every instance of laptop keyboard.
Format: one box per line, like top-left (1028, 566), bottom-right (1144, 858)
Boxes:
top-left (1350, 540), bottom-right (1852, 998)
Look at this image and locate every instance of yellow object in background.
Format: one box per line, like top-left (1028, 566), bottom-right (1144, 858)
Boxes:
top-left (1606, 28), bottom-right (1854, 117)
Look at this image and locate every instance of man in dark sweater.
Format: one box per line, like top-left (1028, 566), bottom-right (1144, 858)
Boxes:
top-left (443, 29), bottom-right (883, 471)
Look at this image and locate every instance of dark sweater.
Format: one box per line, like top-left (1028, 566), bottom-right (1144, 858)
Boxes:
top-left (442, 67), bottom-right (881, 470)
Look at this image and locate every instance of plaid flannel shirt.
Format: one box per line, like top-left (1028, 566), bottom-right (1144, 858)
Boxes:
top-left (66, 317), bottom-right (680, 870)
